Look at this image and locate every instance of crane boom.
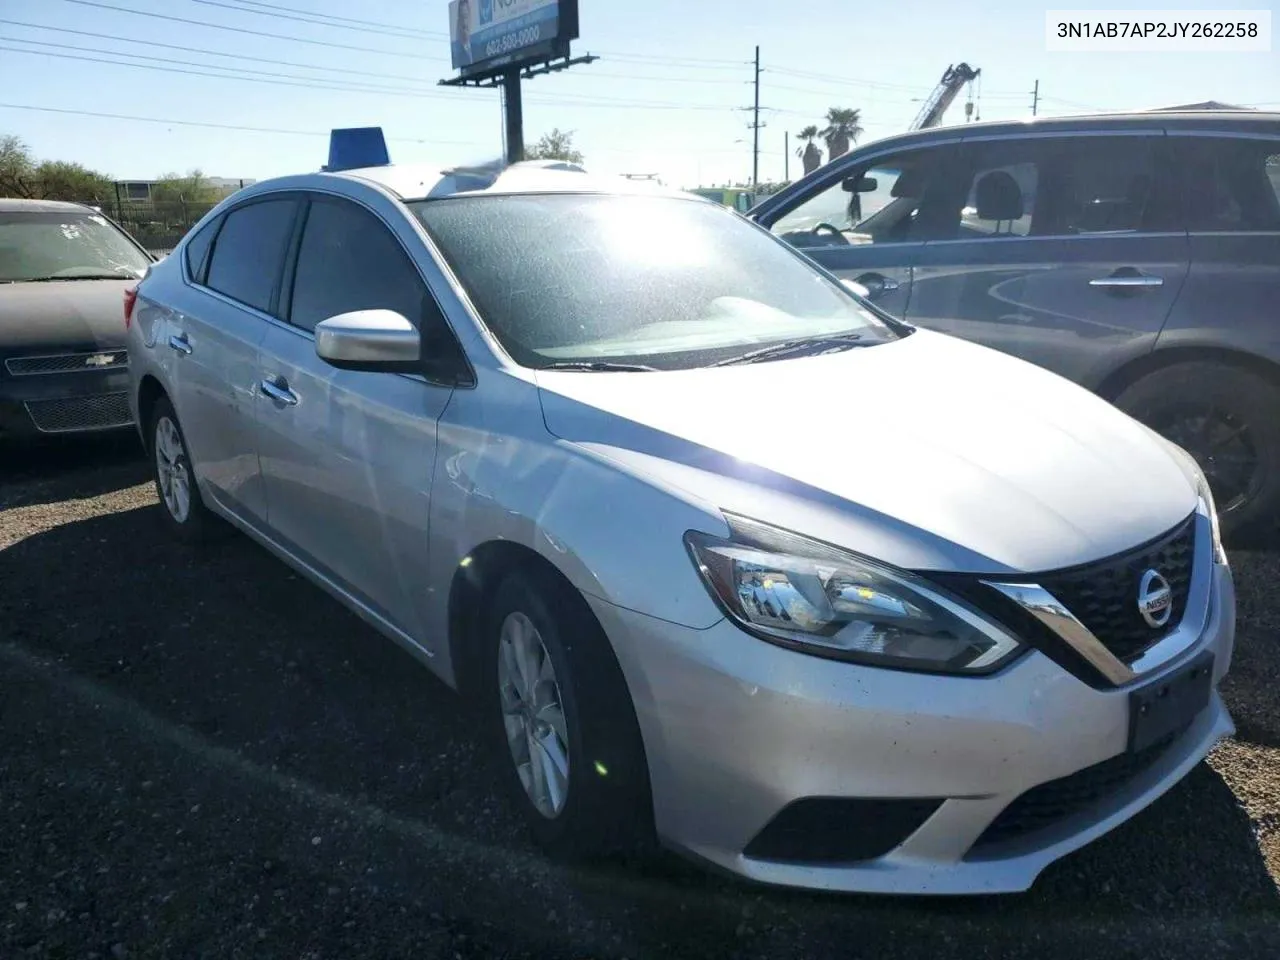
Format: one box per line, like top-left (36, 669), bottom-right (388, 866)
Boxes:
top-left (909, 62), bottom-right (980, 131)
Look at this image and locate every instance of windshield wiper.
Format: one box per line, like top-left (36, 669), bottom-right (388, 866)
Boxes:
top-left (539, 360), bottom-right (660, 372)
top-left (5, 273), bottom-right (137, 283)
top-left (711, 333), bottom-right (866, 367)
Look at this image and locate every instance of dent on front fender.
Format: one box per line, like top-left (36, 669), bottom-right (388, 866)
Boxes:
top-left (424, 378), bottom-right (728, 639)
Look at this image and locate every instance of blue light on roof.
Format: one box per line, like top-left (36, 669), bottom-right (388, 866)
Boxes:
top-left (323, 127), bottom-right (390, 172)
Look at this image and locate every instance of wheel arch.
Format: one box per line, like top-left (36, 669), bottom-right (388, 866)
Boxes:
top-left (1096, 344), bottom-right (1280, 402)
top-left (136, 373), bottom-right (168, 447)
top-left (446, 539), bottom-right (592, 697)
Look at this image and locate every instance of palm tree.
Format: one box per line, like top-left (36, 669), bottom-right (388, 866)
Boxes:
top-left (820, 108), bottom-right (864, 161)
top-left (795, 125), bottom-right (823, 175)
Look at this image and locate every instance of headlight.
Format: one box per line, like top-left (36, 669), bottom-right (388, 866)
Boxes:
top-left (1162, 440), bottom-right (1227, 565)
top-left (1195, 471), bottom-right (1227, 565)
top-left (685, 515), bottom-right (1023, 675)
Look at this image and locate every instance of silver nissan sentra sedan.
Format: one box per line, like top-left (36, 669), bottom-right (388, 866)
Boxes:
top-left (125, 153), bottom-right (1235, 895)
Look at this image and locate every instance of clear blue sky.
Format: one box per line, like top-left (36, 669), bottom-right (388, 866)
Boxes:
top-left (0, 0), bottom-right (1276, 189)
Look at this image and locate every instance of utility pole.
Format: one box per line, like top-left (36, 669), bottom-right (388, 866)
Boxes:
top-left (784, 131), bottom-right (789, 182)
top-left (1031, 79), bottom-right (1040, 117)
top-left (751, 45), bottom-right (762, 191)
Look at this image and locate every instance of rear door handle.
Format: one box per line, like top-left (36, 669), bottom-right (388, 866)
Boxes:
top-left (1089, 272), bottom-right (1163, 289)
top-left (168, 333), bottom-right (192, 355)
top-left (259, 377), bottom-right (299, 406)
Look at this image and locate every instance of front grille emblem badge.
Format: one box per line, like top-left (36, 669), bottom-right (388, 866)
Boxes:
top-left (1137, 569), bottom-right (1173, 629)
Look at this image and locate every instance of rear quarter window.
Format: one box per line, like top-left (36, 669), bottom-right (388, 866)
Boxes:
top-left (183, 215), bottom-right (221, 284)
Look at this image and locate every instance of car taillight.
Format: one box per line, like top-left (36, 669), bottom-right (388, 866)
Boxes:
top-left (123, 287), bottom-right (138, 329)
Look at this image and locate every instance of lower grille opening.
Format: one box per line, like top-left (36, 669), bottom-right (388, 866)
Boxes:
top-left (970, 730), bottom-right (1185, 851)
top-left (24, 393), bottom-right (132, 433)
top-left (744, 797), bottom-right (943, 864)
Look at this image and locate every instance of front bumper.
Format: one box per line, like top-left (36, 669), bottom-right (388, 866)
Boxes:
top-left (0, 362), bottom-right (133, 438)
top-left (590, 561), bottom-right (1235, 895)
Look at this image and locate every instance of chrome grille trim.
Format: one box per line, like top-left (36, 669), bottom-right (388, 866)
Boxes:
top-left (981, 502), bottom-right (1215, 687)
top-left (4, 350), bottom-right (129, 376)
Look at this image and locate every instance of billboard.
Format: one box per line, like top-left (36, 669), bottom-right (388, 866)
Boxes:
top-left (449, 0), bottom-right (580, 77)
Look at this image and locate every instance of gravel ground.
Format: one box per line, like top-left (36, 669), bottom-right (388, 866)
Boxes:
top-left (2, 438), bottom-right (1279, 960)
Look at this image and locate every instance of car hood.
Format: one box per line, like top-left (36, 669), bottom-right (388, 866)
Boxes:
top-left (534, 330), bottom-right (1198, 575)
top-left (0, 279), bottom-right (131, 354)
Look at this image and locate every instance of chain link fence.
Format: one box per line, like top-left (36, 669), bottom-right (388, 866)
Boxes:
top-left (88, 199), bottom-right (218, 259)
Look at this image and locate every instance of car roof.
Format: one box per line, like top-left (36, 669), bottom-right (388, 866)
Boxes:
top-left (0, 198), bottom-right (99, 214)
top-left (841, 109), bottom-right (1280, 152)
top-left (285, 160), bottom-right (699, 203)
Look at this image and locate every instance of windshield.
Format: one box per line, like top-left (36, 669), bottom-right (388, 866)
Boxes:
top-left (409, 193), bottom-right (896, 370)
top-left (0, 211), bottom-right (151, 283)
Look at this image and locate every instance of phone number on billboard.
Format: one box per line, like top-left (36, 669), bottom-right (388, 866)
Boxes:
top-left (486, 25), bottom-right (541, 57)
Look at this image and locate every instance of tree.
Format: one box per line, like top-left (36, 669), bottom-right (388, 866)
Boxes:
top-left (34, 160), bottom-right (113, 203)
top-left (149, 169), bottom-right (221, 204)
top-left (820, 108), bottom-right (864, 161)
top-left (795, 125), bottom-right (823, 175)
top-left (525, 128), bottom-right (584, 165)
top-left (0, 134), bottom-right (36, 198)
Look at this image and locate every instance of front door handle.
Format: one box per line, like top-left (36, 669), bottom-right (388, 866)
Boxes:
top-left (1089, 271), bottom-right (1163, 289)
top-left (259, 377), bottom-right (299, 406)
top-left (168, 333), bottom-right (192, 355)
top-left (852, 272), bottom-right (901, 300)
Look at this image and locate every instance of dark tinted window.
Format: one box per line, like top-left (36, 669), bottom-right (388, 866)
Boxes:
top-left (288, 198), bottom-right (428, 333)
top-left (949, 136), bottom-right (1174, 239)
top-left (205, 198), bottom-right (297, 313)
top-left (183, 216), bottom-right (220, 284)
top-left (1178, 137), bottom-right (1280, 232)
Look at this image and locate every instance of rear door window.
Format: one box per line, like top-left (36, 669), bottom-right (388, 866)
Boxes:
top-left (1177, 137), bottom-right (1280, 233)
top-left (183, 215), bottom-right (221, 284)
top-left (204, 198), bottom-right (298, 313)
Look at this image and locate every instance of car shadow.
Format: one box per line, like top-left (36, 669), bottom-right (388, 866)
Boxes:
top-left (0, 433), bottom-right (148, 509)
top-left (1, 502), bottom-right (1277, 959)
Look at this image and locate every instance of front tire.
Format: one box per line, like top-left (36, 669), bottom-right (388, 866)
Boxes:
top-left (149, 397), bottom-right (214, 543)
top-left (482, 567), bottom-right (651, 859)
top-left (1114, 361), bottom-right (1280, 540)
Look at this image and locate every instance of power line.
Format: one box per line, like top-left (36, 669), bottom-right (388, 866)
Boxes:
top-left (0, 102), bottom-right (484, 144)
top-left (189, 0), bottom-right (439, 41)
top-left (762, 64), bottom-right (934, 94)
top-left (59, 0), bottom-right (441, 61)
top-left (0, 43), bottom-right (747, 113)
top-left (0, 18), bottom-right (439, 84)
top-left (203, 0), bottom-right (446, 37)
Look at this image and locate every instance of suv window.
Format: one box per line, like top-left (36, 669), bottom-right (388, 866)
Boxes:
top-left (204, 198), bottom-right (297, 313)
top-left (183, 215), bottom-right (220, 284)
top-left (288, 197), bottom-right (429, 334)
top-left (770, 148), bottom-right (945, 248)
top-left (1178, 137), bottom-right (1280, 233)
top-left (951, 136), bottom-right (1173, 240)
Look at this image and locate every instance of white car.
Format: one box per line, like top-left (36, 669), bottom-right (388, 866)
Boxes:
top-left (125, 153), bottom-right (1234, 895)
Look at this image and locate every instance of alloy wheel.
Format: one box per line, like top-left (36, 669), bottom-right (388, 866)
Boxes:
top-left (1156, 404), bottom-right (1259, 516)
top-left (497, 611), bottom-right (571, 818)
top-left (154, 415), bottom-right (192, 524)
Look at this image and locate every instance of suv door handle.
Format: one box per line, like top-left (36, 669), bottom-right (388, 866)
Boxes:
top-left (168, 333), bottom-right (192, 355)
top-left (259, 377), bottom-right (299, 406)
top-left (1089, 271), bottom-right (1163, 289)
top-left (853, 272), bottom-right (901, 300)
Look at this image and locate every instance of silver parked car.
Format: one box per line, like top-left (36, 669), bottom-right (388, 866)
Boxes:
top-left (126, 157), bottom-right (1234, 895)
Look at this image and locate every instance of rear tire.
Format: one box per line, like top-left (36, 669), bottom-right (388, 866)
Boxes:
top-left (149, 397), bottom-right (215, 544)
top-left (481, 566), bottom-right (652, 860)
top-left (1114, 361), bottom-right (1280, 540)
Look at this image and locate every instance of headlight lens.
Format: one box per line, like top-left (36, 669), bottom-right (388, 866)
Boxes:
top-left (1195, 471), bottom-right (1227, 565)
top-left (685, 516), bottom-right (1023, 674)
top-left (1162, 439), bottom-right (1226, 565)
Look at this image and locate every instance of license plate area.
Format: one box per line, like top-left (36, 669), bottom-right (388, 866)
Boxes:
top-left (1127, 650), bottom-right (1214, 754)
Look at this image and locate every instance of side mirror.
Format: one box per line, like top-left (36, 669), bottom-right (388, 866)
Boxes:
top-left (841, 278), bottom-right (871, 299)
top-left (315, 309), bottom-right (420, 373)
top-left (842, 175), bottom-right (878, 194)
